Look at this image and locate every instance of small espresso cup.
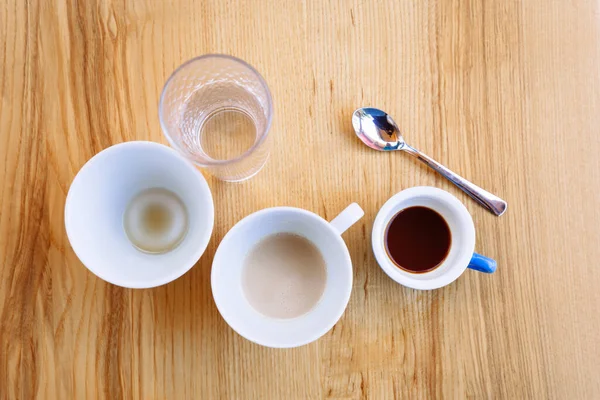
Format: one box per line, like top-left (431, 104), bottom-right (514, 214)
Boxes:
top-left (372, 187), bottom-right (496, 290)
top-left (211, 203), bottom-right (364, 348)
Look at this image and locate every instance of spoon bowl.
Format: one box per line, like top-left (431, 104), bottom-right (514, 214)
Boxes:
top-left (352, 107), bottom-right (507, 216)
top-left (352, 107), bottom-right (404, 151)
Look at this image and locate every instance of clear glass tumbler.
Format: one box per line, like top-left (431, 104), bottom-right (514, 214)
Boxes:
top-left (159, 55), bottom-right (273, 182)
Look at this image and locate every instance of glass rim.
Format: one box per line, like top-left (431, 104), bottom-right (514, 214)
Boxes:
top-left (158, 54), bottom-right (273, 167)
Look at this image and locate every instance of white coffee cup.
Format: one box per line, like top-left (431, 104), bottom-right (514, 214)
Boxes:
top-left (64, 141), bottom-right (214, 288)
top-left (211, 203), bottom-right (364, 348)
top-left (372, 186), bottom-right (496, 290)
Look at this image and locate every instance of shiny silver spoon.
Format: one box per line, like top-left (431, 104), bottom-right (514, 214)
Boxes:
top-left (352, 107), bottom-right (507, 216)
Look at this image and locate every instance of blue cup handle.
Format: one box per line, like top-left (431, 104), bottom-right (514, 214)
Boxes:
top-left (467, 253), bottom-right (497, 273)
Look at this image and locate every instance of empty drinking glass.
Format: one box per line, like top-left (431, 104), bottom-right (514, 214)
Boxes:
top-left (159, 55), bottom-right (273, 182)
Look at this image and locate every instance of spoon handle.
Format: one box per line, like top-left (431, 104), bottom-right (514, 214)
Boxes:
top-left (402, 145), bottom-right (507, 216)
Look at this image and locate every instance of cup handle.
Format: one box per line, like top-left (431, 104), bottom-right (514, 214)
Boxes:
top-left (329, 203), bottom-right (364, 235)
top-left (467, 253), bottom-right (497, 274)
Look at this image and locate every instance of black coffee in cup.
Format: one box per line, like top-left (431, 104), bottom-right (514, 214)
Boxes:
top-left (384, 206), bottom-right (451, 273)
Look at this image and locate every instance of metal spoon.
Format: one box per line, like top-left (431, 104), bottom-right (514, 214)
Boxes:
top-left (352, 107), bottom-right (507, 216)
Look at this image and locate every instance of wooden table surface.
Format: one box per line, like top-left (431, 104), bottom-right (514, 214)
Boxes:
top-left (2, 1), bottom-right (600, 398)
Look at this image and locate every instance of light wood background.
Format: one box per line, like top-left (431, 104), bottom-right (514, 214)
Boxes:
top-left (1, 0), bottom-right (599, 398)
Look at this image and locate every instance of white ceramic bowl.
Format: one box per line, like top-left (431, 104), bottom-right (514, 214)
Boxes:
top-left (65, 141), bottom-right (214, 288)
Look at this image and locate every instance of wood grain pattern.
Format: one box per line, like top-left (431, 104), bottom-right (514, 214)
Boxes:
top-left (1, 0), bottom-right (599, 398)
